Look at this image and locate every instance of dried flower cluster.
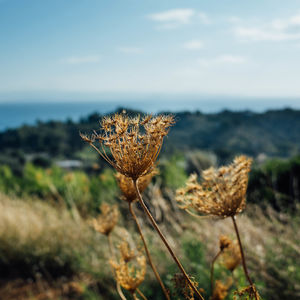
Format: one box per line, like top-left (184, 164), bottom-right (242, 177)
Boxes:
top-left (176, 156), bottom-right (252, 217)
top-left (219, 235), bottom-right (232, 251)
top-left (221, 240), bottom-right (242, 272)
top-left (80, 113), bottom-right (174, 180)
top-left (111, 245), bottom-right (146, 293)
top-left (234, 285), bottom-right (260, 300)
top-left (92, 203), bottom-right (119, 236)
top-left (118, 239), bottom-right (136, 263)
top-left (211, 279), bottom-right (232, 300)
top-left (173, 274), bottom-right (201, 300)
top-left (115, 169), bottom-right (157, 203)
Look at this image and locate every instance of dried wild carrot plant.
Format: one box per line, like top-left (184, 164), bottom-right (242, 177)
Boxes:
top-left (116, 171), bottom-right (170, 299)
top-left (92, 203), bottom-right (127, 300)
top-left (81, 113), bottom-right (204, 299)
top-left (177, 156), bottom-right (259, 299)
top-left (111, 241), bottom-right (147, 300)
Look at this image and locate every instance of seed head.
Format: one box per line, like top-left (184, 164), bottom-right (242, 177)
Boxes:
top-left (211, 279), bottom-right (232, 300)
top-left (81, 113), bottom-right (174, 180)
top-left (221, 240), bottom-right (242, 272)
top-left (115, 169), bottom-right (158, 203)
top-left (176, 156), bottom-right (252, 217)
top-left (92, 203), bottom-right (119, 236)
top-left (110, 254), bottom-right (146, 292)
top-left (234, 285), bottom-right (260, 300)
top-left (118, 239), bottom-right (136, 263)
top-left (219, 235), bottom-right (232, 251)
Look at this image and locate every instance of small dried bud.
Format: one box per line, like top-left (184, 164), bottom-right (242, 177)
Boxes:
top-left (221, 241), bottom-right (242, 272)
top-left (219, 235), bottom-right (232, 251)
top-left (115, 169), bottom-right (158, 203)
top-left (92, 203), bottom-right (119, 236)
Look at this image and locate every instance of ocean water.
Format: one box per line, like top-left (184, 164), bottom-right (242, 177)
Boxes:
top-left (0, 99), bottom-right (298, 131)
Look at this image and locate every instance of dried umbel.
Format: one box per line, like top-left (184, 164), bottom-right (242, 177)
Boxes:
top-left (118, 239), bottom-right (136, 263)
top-left (176, 156), bottom-right (252, 217)
top-left (111, 255), bottom-right (146, 293)
top-left (92, 203), bottom-right (119, 236)
top-left (80, 113), bottom-right (174, 180)
top-left (115, 169), bottom-right (157, 203)
top-left (219, 235), bottom-right (232, 251)
top-left (221, 240), bottom-right (242, 272)
top-left (173, 273), bottom-right (202, 300)
top-left (234, 285), bottom-right (260, 300)
top-left (211, 279), bottom-right (232, 300)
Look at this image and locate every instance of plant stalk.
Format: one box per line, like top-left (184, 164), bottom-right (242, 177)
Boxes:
top-left (231, 216), bottom-right (259, 300)
top-left (107, 235), bottom-right (127, 300)
top-left (210, 249), bottom-right (222, 294)
top-left (136, 288), bottom-right (148, 300)
top-left (133, 179), bottom-right (204, 300)
top-left (129, 202), bottom-right (170, 300)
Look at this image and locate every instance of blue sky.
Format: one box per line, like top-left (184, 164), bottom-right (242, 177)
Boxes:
top-left (1, 0), bottom-right (300, 103)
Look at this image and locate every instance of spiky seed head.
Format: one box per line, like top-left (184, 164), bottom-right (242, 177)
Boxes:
top-left (81, 113), bottom-right (175, 180)
top-left (234, 285), bottom-right (260, 300)
top-left (110, 255), bottom-right (146, 292)
top-left (176, 156), bottom-right (252, 218)
top-left (92, 203), bottom-right (119, 236)
top-left (115, 169), bottom-right (158, 203)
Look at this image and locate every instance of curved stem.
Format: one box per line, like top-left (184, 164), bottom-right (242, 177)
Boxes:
top-left (231, 216), bottom-right (259, 300)
top-left (136, 288), bottom-right (148, 300)
top-left (133, 179), bottom-right (204, 300)
top-left (210, 250), bottom-right (222, 294)
top-left (107, 235), bottom-right (127, 300)
top-left (129, 202), bottom-right (170, 300)
top-left (132, 292), bottom-right (139, 300)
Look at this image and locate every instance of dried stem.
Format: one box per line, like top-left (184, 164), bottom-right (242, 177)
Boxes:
top-left (133, 179), bottom-right (204, 300)
top-left (107, 235), bottom-right (127, 300)
top-left (210, 249), bottom-right (222, 294)
top-left (128, 202), bottom-right (170, 300)
top-left (231, 216), bottom-right (259, 300)
top-left (136, 288), bottom-right (148, 300)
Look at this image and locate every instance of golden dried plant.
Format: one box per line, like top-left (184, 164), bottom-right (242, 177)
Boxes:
top-left (221, 240), bottom-right (242, 272)
top-left (173, 273), bottom-right (202, 300)
top-left (118, 239), bottom-right (136, 263)
top-left (115, 169), bottom-right (157, 203)
top-left (92, 203), bottom-right (119, 236)
top-left (176, 155), bottom-right (252, 217)
top-left (234, 285), bottom-right (260, 300)
top-left (211, 279), bottom-right (232, 300)
top-left (219, 235), bottom-right (232, 251)
top-left (80, 113), bottom-right (174, 180)
top-left (110, 254), bottom-right (146, 293)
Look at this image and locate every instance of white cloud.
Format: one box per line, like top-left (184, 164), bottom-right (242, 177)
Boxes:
top-left (148, 9), bottom-right (210, 29)
top-left (183, 40), bottom-right (204, 50)
top-left (197, 55), bottom-right (246, 66)
top-left (234, 13), bottom-right (300, 42)
top-left (61, 55), bottom-right (100, 65)
top-left (148, 9), bottom-right (195, 24)
top-left (118, 47), bottom-right (143, 54)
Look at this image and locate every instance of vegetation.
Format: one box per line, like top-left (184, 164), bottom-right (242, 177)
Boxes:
top-left (0, 110), bottom-right (299, 299)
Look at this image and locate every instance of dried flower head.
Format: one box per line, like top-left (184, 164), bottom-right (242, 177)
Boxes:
top-left (92, 203), bottom-right (119, 236)
top-left (176, 156), bottom-right (252, 217)
top-left (211, 279), bottom-right (232, 300)
top-left (221, 240), bottom-right (242, 272)
top-left (115, 169), bottom-right (158, 202)
top-left (119, 239), bottom-right (136, 263)
top-left (80, 113), bottom-right (174, 180)
top-left (219, 235), bottom-right (232, 251)
top-left (110, 255), bottom-right (146, 292)
top-left (234, 285), bottom-right (260, 300)
top-left (173, 273), bottom-right (202, 300)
